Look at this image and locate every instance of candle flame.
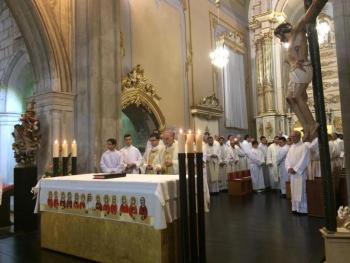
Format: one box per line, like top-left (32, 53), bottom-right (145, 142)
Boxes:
top-left (63, 140), bottom-right (67, 144)
top-left (54, 140), bottom-right (59, 144)
top-left (179, 129), bottom-right (183, 134)
top-left (72, 140), bottom-right (76, 144)
top-left (197, 129), bottom-right (201, 134)
top-left (188, 130), bottom-right (192, 134)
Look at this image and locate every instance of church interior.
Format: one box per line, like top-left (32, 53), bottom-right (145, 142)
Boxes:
top-left (1, 0), bottom-right (350, 262)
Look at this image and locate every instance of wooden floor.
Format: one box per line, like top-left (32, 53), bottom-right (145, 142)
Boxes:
top-left (0, 191), bottom-right (325, 263)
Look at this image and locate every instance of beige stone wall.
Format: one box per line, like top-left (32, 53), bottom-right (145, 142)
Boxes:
top-left (130, 0), bottom-right (185, 128)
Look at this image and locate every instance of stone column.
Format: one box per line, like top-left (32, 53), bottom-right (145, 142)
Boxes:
top-left (262, 33), bottom-right (276, 113)
top-left (33, 92), bottom-right (75, 177)
top-left (333, 0), bottom-right (350, 203)
top-left (255, 39), bottom-right (265, 115)
top-left (75, 0), bottom-right (121, 173)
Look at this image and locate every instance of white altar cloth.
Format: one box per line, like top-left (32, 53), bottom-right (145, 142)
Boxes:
top-left (37, 174), bottom-right (210, 230)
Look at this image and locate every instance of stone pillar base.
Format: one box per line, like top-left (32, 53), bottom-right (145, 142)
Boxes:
top-left (320, 227), bottom-right (350, 263)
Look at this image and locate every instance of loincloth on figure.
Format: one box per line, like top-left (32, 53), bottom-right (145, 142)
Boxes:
top-left (288, 62), bottom-right (313, 86)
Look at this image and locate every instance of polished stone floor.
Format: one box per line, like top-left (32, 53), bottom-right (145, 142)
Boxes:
top-left (0, 191), bottom-right (325, 263)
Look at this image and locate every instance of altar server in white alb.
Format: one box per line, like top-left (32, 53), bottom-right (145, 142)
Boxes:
top-left (160, 130), bottom-right (179, 174)
top-left (120, 134), bottom-right (143, 174)
top-left (100, 138), bottom-right (125, 173)
top-left (266, 136), bottom-right (280, 189)
top-left (141, 133), bottom-right (164, 174)
top-left (246, 140), bottom-right (265, 191)
top-left (285, 131), bottom-right (310, 214)
top-left (204, 135), bottom-right (221, 193)
top-left (276, 137), bottom-right (289, 197)
top-left (226, 137), bottom-right (238, 175)
top-left (218, 136), bottom-right (228, 191)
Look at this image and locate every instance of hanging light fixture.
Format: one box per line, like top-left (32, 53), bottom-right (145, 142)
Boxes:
top-left (209, 0), bottom-right (229, 68)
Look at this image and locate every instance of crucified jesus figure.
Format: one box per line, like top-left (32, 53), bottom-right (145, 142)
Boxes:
top-left (274, 21), bottom-right (319, 142)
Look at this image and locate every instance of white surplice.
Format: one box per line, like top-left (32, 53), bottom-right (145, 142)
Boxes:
top-left (266, 143), bottom-right (280, 189)
top-left (329, 140), bottom-right (341, 175)
top-left (285, 141), bottom-right (310, 213)
top-left (160, 142), bottom-right (179, 174)
top-left (258, 143), bottom-right (270, 188)
top-left (225, 145), bottom-right (238, 174)
top-left (120, 145), bottom-right (143, 174)
top-left (336, 138), bottom-right (345, 168)
top-left (305, 138), bottom-right (321, 179)
top-left (141, 145), bottom-right (165, 174)
top-left (218, 144), bottom-right (228, 190)
top-left (246, 148), bottom-right (265, 190)
top-left (277, 144), bottom-right (289, 194)
top-left (100, 150), bottom-right (125, 173)
top-left (204, 144), bottom-right (221, 193)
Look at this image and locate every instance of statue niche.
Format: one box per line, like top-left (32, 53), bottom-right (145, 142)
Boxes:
top-left (121, 65), bottom-right (165, 152)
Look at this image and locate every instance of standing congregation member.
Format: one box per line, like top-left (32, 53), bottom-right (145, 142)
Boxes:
top-left (267, 136), bottom-right (280, 189)
top-left (277, 137), bottom-right (289, 197)
top-left (258, 136), bottom-right (270, 188)
top-left (218, 136), bottom-right (228, 191)
top-left (141, 133), bottom-right (164, 174)
top-left (204, 135), bottom-right (221, 194)
top-left (226, 137), bottom-right (238, 175)
top-left (246, 140), bottom-right (265, 191)
top-left (234, 138), bottom-right (249, 177)
top-left (160, 130), bottom-right (179, 174)
top-left (285, 131), bottom-right (310, 215)
top-left (241, 134), bottom-right (253, 155)
top-left (120, 134), bottom-right (143, 174)
top-left (305, 137), bottom-right (321, 179)
top-left (100, 138), bottom-right (125, 173)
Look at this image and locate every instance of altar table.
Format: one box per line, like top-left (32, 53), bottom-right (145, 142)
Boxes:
top-left (37, 174), bottom-right (210, 263)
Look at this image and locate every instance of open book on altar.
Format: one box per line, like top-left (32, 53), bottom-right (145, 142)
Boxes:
top-left (93, 173), bottom-right (126, 179)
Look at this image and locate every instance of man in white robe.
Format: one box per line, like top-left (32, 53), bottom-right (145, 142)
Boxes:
top-left (241, 134), bottom-right (253, 156)
top-left (234, 138), bottom-right (249, 177)
top-left (305, 138), bottom-right (321, 179)
top-left (120, 134), bottom-right (143, 174)
top-left (204, 136), bottom-right (221, 193)
top-left (329, 134), bottom-right (341, 176)
top-left (285, 131), bottom-right (310, 214)
top-left (218, 136), bottom-right (228, 191)
top-left (100, 138), bottom-right (125, 173)
top-left (246, 140), bottom-right (265, 191)
top-left (226, 138), bottom-right (238, 175)
top-left (259, 136), bottom-right (270, 188)
top-left (141, 133), bottom-right (164, 174)
top-left (266, 136), bottom-right (280, 189)
top-left (160, 130), bottom-right (179, 174)
top-left (336, 134), bottom-right (345, 168)
top-left (277, 137), bottom-right (289, 197)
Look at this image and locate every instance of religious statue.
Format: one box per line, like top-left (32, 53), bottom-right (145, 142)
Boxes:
top-left (102, 195), bottom-right (110, 215)
top-left (73, 193), bottom-right (80, 209)
top-left (47, 191), bottom-right (53, 208)
top-left (12, 101), bottom-right (41, 166)
top-left (53, 191), bottom-right (59, 209)
top-left (274, 22), bottom-right (319, 141)
top-left (110, 195), bottom-right (118, 215)
top-left (95, 194), bottom-right (102, 211)
top-left (66, 192), bottom-right (73, 209)
top-left (119, 195), bottom-right (129, 215)
top-left (79, 193), bottom-right (86, 209)
top-left (60, 192), bottom-right (66, 209)
top-left (337, 206), bottom-right (350, 230)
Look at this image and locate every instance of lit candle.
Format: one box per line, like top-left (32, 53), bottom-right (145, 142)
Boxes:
top-left (62, 140), bottom-right (68, 157)
top-left (71, 140), bottom-right (77, 157)
top-left (186, 130), bottom-right (194, 153)
top-left (53, 140), bottom-right (59, 158)
top-left (178, 129), bottom-right (186, 153)
top-left (196, 130), bottom-right (203, 153)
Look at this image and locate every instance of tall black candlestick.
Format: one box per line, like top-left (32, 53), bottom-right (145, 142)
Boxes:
top-left (178, 152), bottom-right (189, 263)
top-left (196, 152), bottom-right (206, 263)
top-left (53, 157), bottom-right (59, 177)
top-left (72, 157), bottom-right (77, 175)
top-left (62, 157), bottom-right (69, 176)
top-left (187, 152), bottom-right (198, 262)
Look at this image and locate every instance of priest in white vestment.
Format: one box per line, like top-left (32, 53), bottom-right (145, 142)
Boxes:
top-left (285, 131), bottom-right (310, 214)
top-left (226, 138), bottom-right (238, 174)
top-left (145, 129), bottom-right (164, 153)
top-left (234, 139), bottom-right (249, 176)
top-left (218, 136), bottom-right (228, 191)
top-left (266, 136), bottom-right (280, 189)
top-left (277, 137), bottom-right (289, 197)
top-left (141, 133), bottom-right (164, 174)
top-left (258, 136), bottom-right (270, 188)
top-left (120, 134), bottom-right (143, 174)
top-left (160, 130), bottom-right (179, 174)
top-left (329, 134), bottom-right (341, 176)
top-left (305, 138), bottom-right (321, 179)
top-left (246, 140), bottom-right (265, 191)
top-left (204, 136), bottom-right (221, 193)
top-left (335, 134), bottom-right (344, 168)
top-left (100, 138), bottom-right (125, 173)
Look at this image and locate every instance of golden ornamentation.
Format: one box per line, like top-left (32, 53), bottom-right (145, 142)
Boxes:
top-left (121, 65), bottom-right (165, 131)
top-left (333, 116), bottom-right (343, 133)
top-left (294, 120), bottom-right (302, 128)
top-left (265, 122), bottom-right (273, 137)
top-left (190, 93), bottom-right (223, 119)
